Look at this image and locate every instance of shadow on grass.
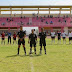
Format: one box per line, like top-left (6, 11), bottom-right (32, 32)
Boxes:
top-left (6, 55), bottom-right (18, 58)
top-left (6, 54), bottom-right (41, 58)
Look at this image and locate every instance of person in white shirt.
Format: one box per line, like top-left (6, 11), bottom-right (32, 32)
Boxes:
top-left (69, 31), bottom-right (72, 44)
top-left (62, 31), bottom-right (66, 44)
top-left (51, 31), bottom-right (55, 44)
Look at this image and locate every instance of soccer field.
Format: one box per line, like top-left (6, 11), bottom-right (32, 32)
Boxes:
top-left (0, 38), bottom-right (72, 72)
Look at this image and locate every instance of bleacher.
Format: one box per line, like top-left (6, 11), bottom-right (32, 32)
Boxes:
top-left (0, 17), bottom-right (71, 27)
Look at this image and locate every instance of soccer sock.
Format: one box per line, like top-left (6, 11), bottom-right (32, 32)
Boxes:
top-left (51, 40), bottom-right (53, 44)
top-left (13, 41), bottom-right (14, 44)
top-left (34, 47), bottom-right (36, 54)
top-left (54, 39), bottom-right (55, 44)
top-left (65, 40), bottom-right (66, 44)
top-left (1, 41), bottom-right (3, 44)
top-left (18, 48), bottom-right (20, 55)
top-left (44, 46), bottom-right (46, 54)
top-left (24, 47), bottom-right (26, 54)
top-left (40, 47), bottom-right (42, 54)
top-left (4, 41), bottom-right (5, 45)
top-left (30, 48), bottom-right (32, 54)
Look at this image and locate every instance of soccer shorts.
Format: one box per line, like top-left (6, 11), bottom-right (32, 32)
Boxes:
top-left (40, 41), bottom-right (46, 46)
top-left (58, 37), bottom-right (61, 40)
top-left (13, 37), bottom-right (16, 40)
top-left (2, 38), bottom-right (5, 40)
top-left (63, 37), bottom-right (66, 39)
top-left (30, 41), bottom-right (36, 47)
top-left (51, 36), bottom-right (55, 39)
top-left (18, 39), bottom-right (25, 45)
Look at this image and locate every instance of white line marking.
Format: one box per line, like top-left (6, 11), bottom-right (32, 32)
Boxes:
top-left (30, 57), bottom-right (34, 72)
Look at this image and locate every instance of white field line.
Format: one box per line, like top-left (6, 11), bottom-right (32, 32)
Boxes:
top-left (30, 57), bottom-right (34, 72)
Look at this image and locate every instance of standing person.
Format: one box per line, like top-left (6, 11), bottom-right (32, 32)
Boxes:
top-left (68, 31), bottom-right (72, 44)
top-left (13, 31), bottom-right (17, 44)
top-left (17, 26), bottom-right (26, 55)
top-left (39, 28), bottom-right (46, 55)
top-left (57, 30), bottom-right (61, 44)
top-left (28, 29), bottom-right (37, 54)
top-left (51, 31), bottom-right (55, 44)
top-left (8, 31), bottom-right (11, 44)
top-left (62, 31), bottom-right (66, 44)
top-left (1, 31), bottom-right (5, 44)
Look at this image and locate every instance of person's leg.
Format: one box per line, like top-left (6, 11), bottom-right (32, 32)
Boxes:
top-left (34, 43), bottom-right (36, 54)
top-left (43, 42), bottom-right (46, 54)
top-left (53, 38), bottom-right (55, 44)
top-left (17, 45), bottom-right (20, 55)
top-left (44, 46), bottom-right (46, 54)
top-left (51, 38), bottom-right (53, 44)
top-left (1, 39), bottom-right (3, 44)
top-left (40, 45), bottom-right (42, 54)
top-left (65, 38), bottom-right (66, 44)
top-left (8, 37), bottom-right (9, 44)
top-left (10, 37), bottom-right (11, 44)
top-left (13, 39), bottom-right (14, 44)
top-left (4, 39), bottom-right (5, 45)
top-left (23, 45), bottom-right (26, 55)
top-left (63, 38), bottom-right (64, 44)
top-left (30, 42), bottom-right (32, 54)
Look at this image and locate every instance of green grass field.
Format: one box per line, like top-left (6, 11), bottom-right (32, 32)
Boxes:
top-left (0, 38), bottom-right (72, 72)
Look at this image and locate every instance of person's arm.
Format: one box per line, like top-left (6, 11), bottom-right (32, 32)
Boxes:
top-left (17, 32), bottom-right (20, 39)
top-left (38, 33), bottom-right (40, 38)
top-left (28, 34), bottom-right (30, 44)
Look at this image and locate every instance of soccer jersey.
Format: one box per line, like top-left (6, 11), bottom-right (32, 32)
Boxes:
top-left (62, 32), bottom-right (66, 37)
top-left (51, 32), bottom-right (55, 37)
top-left (13, 34), bottom-right (16, 38)
top-left (17, 30), bottom-right (26, 38)
top-left (29, 33), bottom-right (37, 43)
top-left (69, 33), bottom-right (72, 37)
top-left (8, 33), bottom-right (11, 37)
top-left (57, 32), bottom-right (61, 37)
top-left (39, 32), bottom-right (46, 41)
top-left (1, 33), bottom-right (5, 38)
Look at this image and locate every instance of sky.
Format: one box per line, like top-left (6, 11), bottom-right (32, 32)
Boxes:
top-left (0, 0), bottom-right (72, 6)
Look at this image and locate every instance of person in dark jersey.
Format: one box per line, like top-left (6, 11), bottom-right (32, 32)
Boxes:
top-left (39, 28), bottom-right (46, 54)
top-left (17, 26), bottom-right (26, 55)
top-left (57, 30), bottom-right (61, 44)
top-left (28, 29), bottom-right (37, 54)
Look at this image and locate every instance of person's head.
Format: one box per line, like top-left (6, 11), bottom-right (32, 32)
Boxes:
top-left (69, 31), bottom-right (71, 33)
top-left (31, 29), bottom-right (34, 34)
top-left (14, 31), bottom-right (16, 34)
top-left (41, 28), bottom-right (44, 32)
top-left (8, 30), bottom-right (10, 33)
top-left (59, 30), bottom-right (61, 32)
top-left (2, 31), bottom-right (4, 34)
top-left (63, 30), bottom-right (65, 33)
top-left (20, 26), bottom-right (23, 31)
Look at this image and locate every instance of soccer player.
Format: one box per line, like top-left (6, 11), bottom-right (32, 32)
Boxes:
top-left (51, 31), bottom-right (55, 44)
top-left (1, 31), bottom-right (5, 44)
top-left (17, 26), bottom-right (26, 55)
top-left (62, 31), bottom-right (66, 44)
top-left (13, 31), bottom-right (17, 44)
top-left (39, 28), bottom-right (46, 54)
top-left (57, 30), bottom-right (61, 44)
top-left (8, 31), bottom-right (11, 44)
top-left (28, 29), bottom-right (37, 54)
top-left (68, 31), bottom-right (72, 44)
